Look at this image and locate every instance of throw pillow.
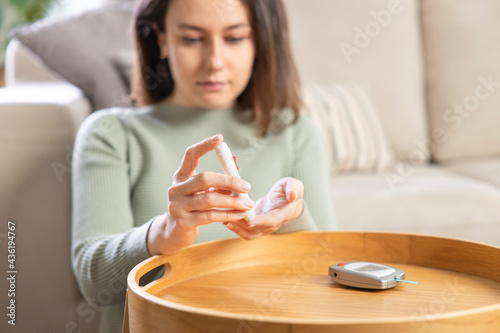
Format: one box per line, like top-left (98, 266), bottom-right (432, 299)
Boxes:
top-left (9, 3), bottom-right (134, 110)
top-left (302, 82), bottom-right (395, 174)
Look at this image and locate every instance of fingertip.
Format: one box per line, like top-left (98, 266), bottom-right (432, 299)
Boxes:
top-left (241, 181), bottom-right (252, 192)
top-left (211, 134), bottom-right (223, 144)
top-left (287, 189), bottom-right (297, 202)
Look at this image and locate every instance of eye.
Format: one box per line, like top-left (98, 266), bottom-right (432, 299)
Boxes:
top-left (226, 37), bottom-right (244, 44)
top-left (183, 37), bottom-right (202, 44)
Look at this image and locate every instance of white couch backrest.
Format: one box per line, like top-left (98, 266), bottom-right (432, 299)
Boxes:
top-left (422, 0), bottom-right (500, 162)
top-left (286, 0), bottom-right (427, 160)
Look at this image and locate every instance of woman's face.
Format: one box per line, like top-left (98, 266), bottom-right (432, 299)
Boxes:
top-left (158, 0), bottom-right (256, 109)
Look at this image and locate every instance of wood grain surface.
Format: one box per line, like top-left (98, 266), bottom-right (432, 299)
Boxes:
top-left (124, 231), bottom-right (500, 333)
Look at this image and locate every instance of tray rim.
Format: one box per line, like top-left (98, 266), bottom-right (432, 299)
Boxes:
top-left (127, 230), bottom-right (500, 325)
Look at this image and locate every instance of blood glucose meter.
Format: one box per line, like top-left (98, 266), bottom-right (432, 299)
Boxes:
top-left (329, 261), bottom-right (417, 289)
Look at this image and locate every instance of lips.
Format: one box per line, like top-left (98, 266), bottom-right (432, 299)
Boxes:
top-left (198, 80), bottom-right (227, 91)
top-left (198, 80), bottom-right (226, 85)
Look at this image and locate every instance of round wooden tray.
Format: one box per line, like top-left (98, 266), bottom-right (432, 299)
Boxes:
top-left (124, 231), bottom-right (500, 332)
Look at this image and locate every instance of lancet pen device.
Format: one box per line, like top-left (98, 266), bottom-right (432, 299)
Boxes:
top-left (214, 142), bottom-right (256, 222)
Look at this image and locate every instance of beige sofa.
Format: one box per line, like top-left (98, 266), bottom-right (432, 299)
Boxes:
top-left (1, 1), bottom-right (499, 332)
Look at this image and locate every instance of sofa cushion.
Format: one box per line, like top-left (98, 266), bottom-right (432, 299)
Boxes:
top-left (303, 82), bottom-right (395, 174)
top-left (444, 157), bottom-right (500, 189)
top-left (8, 3), bottom-right (134, 111)
top-left (332, 165), bottom-right (500, 247)
top-left (421, 0), bottom-right (500, 161)
top-left (4, 38), bottom-right (63, 85)
top-left (285, 0), bottom-right (427, 160)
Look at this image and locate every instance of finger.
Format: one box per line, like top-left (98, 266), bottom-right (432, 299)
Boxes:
top-left (223, 221), bottom-right (258, 240)
top-left (175, 134), bottom-right (223, 182)
top-left (188, 209), bottom-right (247, 226)
top-left (183, 192), bottom-right (254, 212)
top-left (193, 187), bottom-right (233, 196)
top-left (207, 187), bottom-right (233, 196)
top-left (284, 178), bottom-right (304, 202)
top-left (180, 172), bottom-right (251, 196)
top-left (249, 210), bottom-right (286, 229)
top-left (226, 212), bottom-right (287, 239)
top-left (250, 200), bottom-right (301, 230)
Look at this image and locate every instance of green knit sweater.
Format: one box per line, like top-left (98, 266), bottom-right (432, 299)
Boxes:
top-left (71, 102), bottom-right (336, 333)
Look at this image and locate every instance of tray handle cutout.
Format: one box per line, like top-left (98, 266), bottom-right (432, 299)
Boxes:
top-left (138, 262), bottom-right (172, 287)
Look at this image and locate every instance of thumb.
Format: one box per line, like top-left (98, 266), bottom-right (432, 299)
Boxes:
top-left (284, 178), bottom-right (303, 202)
top-left (175, 134), bottom-right (223, 182)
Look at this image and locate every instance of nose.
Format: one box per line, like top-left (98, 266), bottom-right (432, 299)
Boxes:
top-left (205, 38), bottom-right (224, 72)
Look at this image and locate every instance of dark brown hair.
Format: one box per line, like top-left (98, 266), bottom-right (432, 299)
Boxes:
top-left (131, 0), bottom-right (303, 136)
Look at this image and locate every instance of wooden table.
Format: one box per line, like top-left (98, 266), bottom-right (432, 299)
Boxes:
top-left (124, 231), bottom-right (500, 332)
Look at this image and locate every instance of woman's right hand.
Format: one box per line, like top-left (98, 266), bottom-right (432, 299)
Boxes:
top-left (146, 134), bottom-right (254, 256)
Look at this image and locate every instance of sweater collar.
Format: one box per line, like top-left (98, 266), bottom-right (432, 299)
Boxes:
top-left (150, 101), bottom-right (250, 123)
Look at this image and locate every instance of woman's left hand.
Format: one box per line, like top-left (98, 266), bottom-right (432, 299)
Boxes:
top-left (223, 177), bottom-right (304, 239)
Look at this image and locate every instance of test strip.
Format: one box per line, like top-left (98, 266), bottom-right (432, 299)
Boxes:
top-left (394, 278), bottom-right (418, 284)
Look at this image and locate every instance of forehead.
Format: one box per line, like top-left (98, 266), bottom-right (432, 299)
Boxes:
top-left (166, 0), bottom-right (251, 30)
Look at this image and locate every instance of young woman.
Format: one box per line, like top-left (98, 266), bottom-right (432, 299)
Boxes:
top-left (71, 0), bottom-right (336, 332)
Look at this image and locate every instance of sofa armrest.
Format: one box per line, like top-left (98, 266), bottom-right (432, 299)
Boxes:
top-left (0, 83), bottom-right (91, 147)
top-left (0, 83), bottom-right (98, 332)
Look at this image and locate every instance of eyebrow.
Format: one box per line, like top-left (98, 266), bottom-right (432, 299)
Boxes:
top-left (177, 23), bottom-right (250, 32)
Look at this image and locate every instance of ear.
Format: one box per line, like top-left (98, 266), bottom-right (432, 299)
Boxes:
top-left (152, 23), bottom-right (168, 59)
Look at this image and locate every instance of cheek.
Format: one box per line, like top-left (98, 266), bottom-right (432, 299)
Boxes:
top-left (169, 48), bottom-right (200, 82)
top-left (234, 45), bottom-right (256, 78)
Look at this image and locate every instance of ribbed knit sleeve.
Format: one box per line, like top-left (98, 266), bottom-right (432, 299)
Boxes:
top-left (71, 110), bottom-right (153, 306)
top-left (291, 115), bottom-right (337, 231)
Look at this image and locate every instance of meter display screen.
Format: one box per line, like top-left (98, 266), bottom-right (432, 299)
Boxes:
top-left (344, 262), bottom-right (396, 277)
top-left (355, 264), bottom-right (387, 272)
